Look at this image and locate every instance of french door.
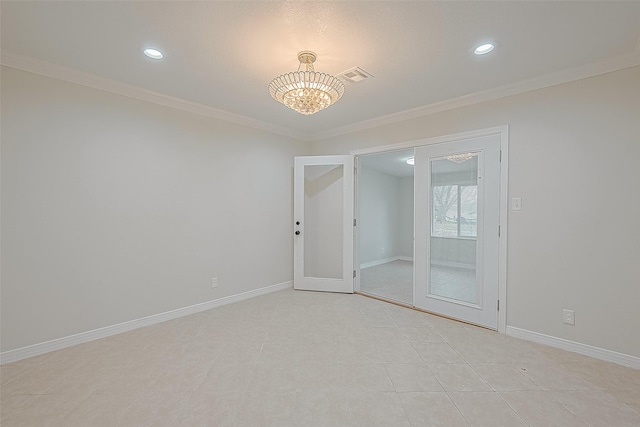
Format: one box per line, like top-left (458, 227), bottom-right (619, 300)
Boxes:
top-left (414, 135), bottom-right (501, 329)
top-left (293, 155), bottom-right (354, 293)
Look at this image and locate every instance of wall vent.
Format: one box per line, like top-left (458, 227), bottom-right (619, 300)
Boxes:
top-left (337, 66), bottom-right (373, 83)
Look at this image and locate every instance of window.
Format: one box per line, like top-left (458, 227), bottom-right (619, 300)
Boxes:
top-left (432, 184), bottom-right (477, 238)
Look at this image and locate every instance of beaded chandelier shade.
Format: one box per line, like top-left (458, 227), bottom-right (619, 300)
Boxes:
top-left (447, 153), bottom-right (475, 163)
top-left (269, 51), bottom-right (345, 116)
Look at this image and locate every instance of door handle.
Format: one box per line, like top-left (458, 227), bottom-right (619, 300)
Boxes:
top-left (295, 231), bottom-right (301, 235)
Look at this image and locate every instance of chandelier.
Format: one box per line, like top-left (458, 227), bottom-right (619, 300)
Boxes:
top-left (269, 51), bottom-right (345, 115)
top-left (446, 153), bottom-right (475, 163)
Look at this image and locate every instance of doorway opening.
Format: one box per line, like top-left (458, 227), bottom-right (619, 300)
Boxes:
top-left (351, 127), bottom-right (507, 331)
top-left (293, 126), bottom-right (508, 332)
top-left (356, 148), bottom-right (415, 305)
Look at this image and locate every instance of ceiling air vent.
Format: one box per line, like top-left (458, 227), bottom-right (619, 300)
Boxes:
top-left (337, 67), bottom-right (373, 83)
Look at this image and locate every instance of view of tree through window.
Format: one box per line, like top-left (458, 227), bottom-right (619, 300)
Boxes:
top-left (432, 185), bottom-right (477, 238)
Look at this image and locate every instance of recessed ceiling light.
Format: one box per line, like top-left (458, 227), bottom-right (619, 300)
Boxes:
top-left (143, 48), bottom-right (163, 60)
top-left (406, 157), bottom-right (415, 166)
top-left (474, 43), bottom-right (495, 55)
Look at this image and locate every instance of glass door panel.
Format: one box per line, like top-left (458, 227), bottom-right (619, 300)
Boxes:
top-left (304, 164), bottom-right (344, 279)
top-left (429, 155), bottom-right (479, 306)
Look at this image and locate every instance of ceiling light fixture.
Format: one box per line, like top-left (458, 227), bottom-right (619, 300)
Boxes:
top-left (447, 153), bottom-right (474, 163)
top-left (143, 48), bottom-right (163, 59)
top-left (406, 157), bottom-right (415, 166)
top-left (474, 43), bottom-right (495, 55)
top-left (269, 51), bottom-right (345, 116)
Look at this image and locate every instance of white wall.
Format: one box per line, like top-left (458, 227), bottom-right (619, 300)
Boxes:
top-left (358, 166), bottom-right (398, 264)
top-left (0, 66), bottom-right (311, 352)
top-left (431, 238), bottom-right (476, 268)
top-left (358, 166), bottom-right (408, 265)
top-left (398, 176), bottom-right (414, 259)
top-left (314, 66), bottom-right (640, 358)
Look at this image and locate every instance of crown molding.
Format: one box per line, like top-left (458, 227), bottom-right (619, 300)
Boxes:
top-left (0, 51), bottom-right (310, 141)
top-left (312, 50), bottom-right (640, 141)
top-left (2, 50), bottom-right (638, 143)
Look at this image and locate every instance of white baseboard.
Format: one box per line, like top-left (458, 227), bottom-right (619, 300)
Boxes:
top-left (360, 258), bottom-right (472, 270)
top-left (0, 281), bottom-right (292, 365)
top-left (506, 326), bottom-right (640, 369)
top-left (431, 260), bottom-right (475, 270)
top-left (360, 257), bottom-right (397, 269)
top-left (360, 256), bottom-right (413, 269)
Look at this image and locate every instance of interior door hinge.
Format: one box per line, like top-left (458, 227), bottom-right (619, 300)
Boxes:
top-left (353, 270), bottom-right (356, 278)
top-left (498, 225), bottom-right (501, 237)
top-left (499, 150), bottom-right (502, 162)
top-left (353, 219), bottom-right (357, 227)
top-left (497, 300), bottom-right (500, 311)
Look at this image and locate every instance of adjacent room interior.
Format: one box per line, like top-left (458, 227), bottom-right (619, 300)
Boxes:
top-left (358, 149), bottom-right (415, 305)
top-left (357, 148), bottom-right (484, 308)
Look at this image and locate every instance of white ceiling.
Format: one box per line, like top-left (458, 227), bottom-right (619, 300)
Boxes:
top-left (360, 149), bottom-right (415, 178)
top-left (360, 148), bottom-right (478, 178)
top-left (2, 1), bottom-right (639, 140)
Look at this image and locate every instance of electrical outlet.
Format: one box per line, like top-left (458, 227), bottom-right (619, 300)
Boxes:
top-left (512, 197), bottom-right (522, 211)
top-left (211, 278), bottom-right (218, 289)
top-left (562, 309), bottom-right (575, 325)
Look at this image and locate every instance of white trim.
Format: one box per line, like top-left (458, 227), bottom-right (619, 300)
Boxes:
top-left (0, 281), bottom-right (292, 365)
top-left (351, 126), bottom-right (508, 156)
top-left (360, 256), bottom-right (413, 270)
top-left (354, 158), bottom-right (361, 293)
top-left (361, 257), bottom-right (397, 269)
top-left (431, 260), bottom-right (475, 270)
top-left (0, 51), bottom-right (308, 141)
top-left (506, 326), bottom-right (640, 370)
top-left (497, 128), bottom-right (509, 334)
top-left (314, 52), bottom-right (640, 141)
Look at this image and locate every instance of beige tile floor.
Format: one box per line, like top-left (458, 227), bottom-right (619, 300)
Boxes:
top-left (430, 265), bottom-right (477, 305)
top-left (360, 260), bottom-right (413, 304)
top-left (1, 289), bottom-right (639, 426)
top-left (360, 261), bottom-right (477, 305)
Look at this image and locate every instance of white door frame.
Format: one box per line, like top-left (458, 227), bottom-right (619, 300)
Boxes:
top-left (351, 126), bottom-right (509, 333)
top-left (354, 156), bottom-right (362, 293)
